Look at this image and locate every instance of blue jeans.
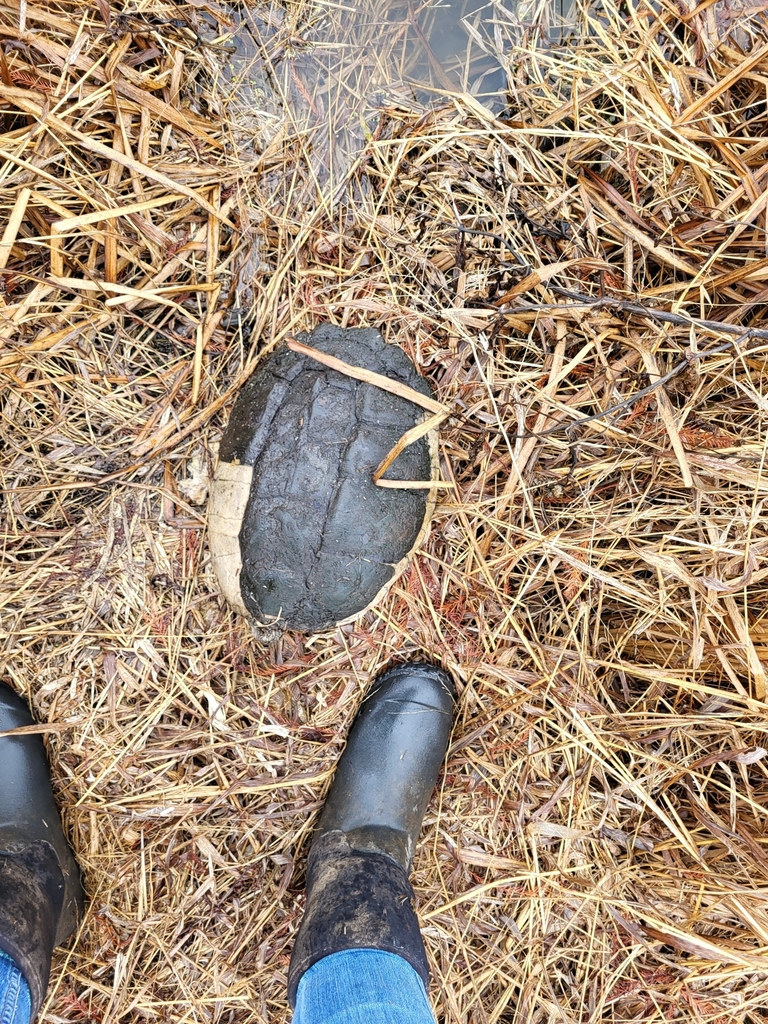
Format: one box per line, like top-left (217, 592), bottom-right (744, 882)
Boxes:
top-left (0, 948), bottom-right (436, 1024)
top-left (293, 949), bottom-right (436, 1024)
top-left (0, 953), bottom-right (30, 1024)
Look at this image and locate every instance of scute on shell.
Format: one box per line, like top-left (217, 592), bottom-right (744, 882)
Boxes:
top-left (208, 325), bottom-right (438, 633)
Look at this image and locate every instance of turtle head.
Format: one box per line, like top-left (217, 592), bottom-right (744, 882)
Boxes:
top-left (248, 618), bottom-right (286, 644)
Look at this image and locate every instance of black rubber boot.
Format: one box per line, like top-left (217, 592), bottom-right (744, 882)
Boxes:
top-left (0, 682), bottom-right (84, 1017)
top-left (288, 662), bottom-right (455, 1007)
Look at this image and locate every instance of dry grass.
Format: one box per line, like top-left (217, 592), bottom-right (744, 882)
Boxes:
top-left (2, 0), bottom-right (768, 1021)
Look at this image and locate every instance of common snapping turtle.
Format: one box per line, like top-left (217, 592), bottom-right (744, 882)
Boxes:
top-left (208, 325), bottom-right (438, 635)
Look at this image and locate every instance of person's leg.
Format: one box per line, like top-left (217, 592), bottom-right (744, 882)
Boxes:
top-left (0, 952), bottom-right (32, 1024)
top-left (293, 950), bottom-right (435, 1024)
top-left (288, 662), bottom-right (454, 1023)
top-left (0, 682), bottom-right (84, 1019)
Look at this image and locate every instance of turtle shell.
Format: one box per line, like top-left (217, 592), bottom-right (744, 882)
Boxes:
top-left (209, 325), bottom-right (438, 634)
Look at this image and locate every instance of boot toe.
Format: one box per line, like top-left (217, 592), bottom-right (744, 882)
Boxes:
top-left (316, 662), bottom-right (456, 870)
top-left (365, 661), bottom-right (455, 715)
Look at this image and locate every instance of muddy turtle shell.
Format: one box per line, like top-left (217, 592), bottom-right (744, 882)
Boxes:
top-left (209, 325), bottom-right (438, 634)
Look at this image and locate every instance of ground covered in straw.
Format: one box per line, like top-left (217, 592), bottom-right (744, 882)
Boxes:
top-left (1, 0), bottom-right (768, 1021)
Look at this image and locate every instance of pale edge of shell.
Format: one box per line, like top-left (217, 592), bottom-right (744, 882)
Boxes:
top-left (207, 460), bottom-right (252, 619)
top-left (207, 420), bottom-right (440, 632)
